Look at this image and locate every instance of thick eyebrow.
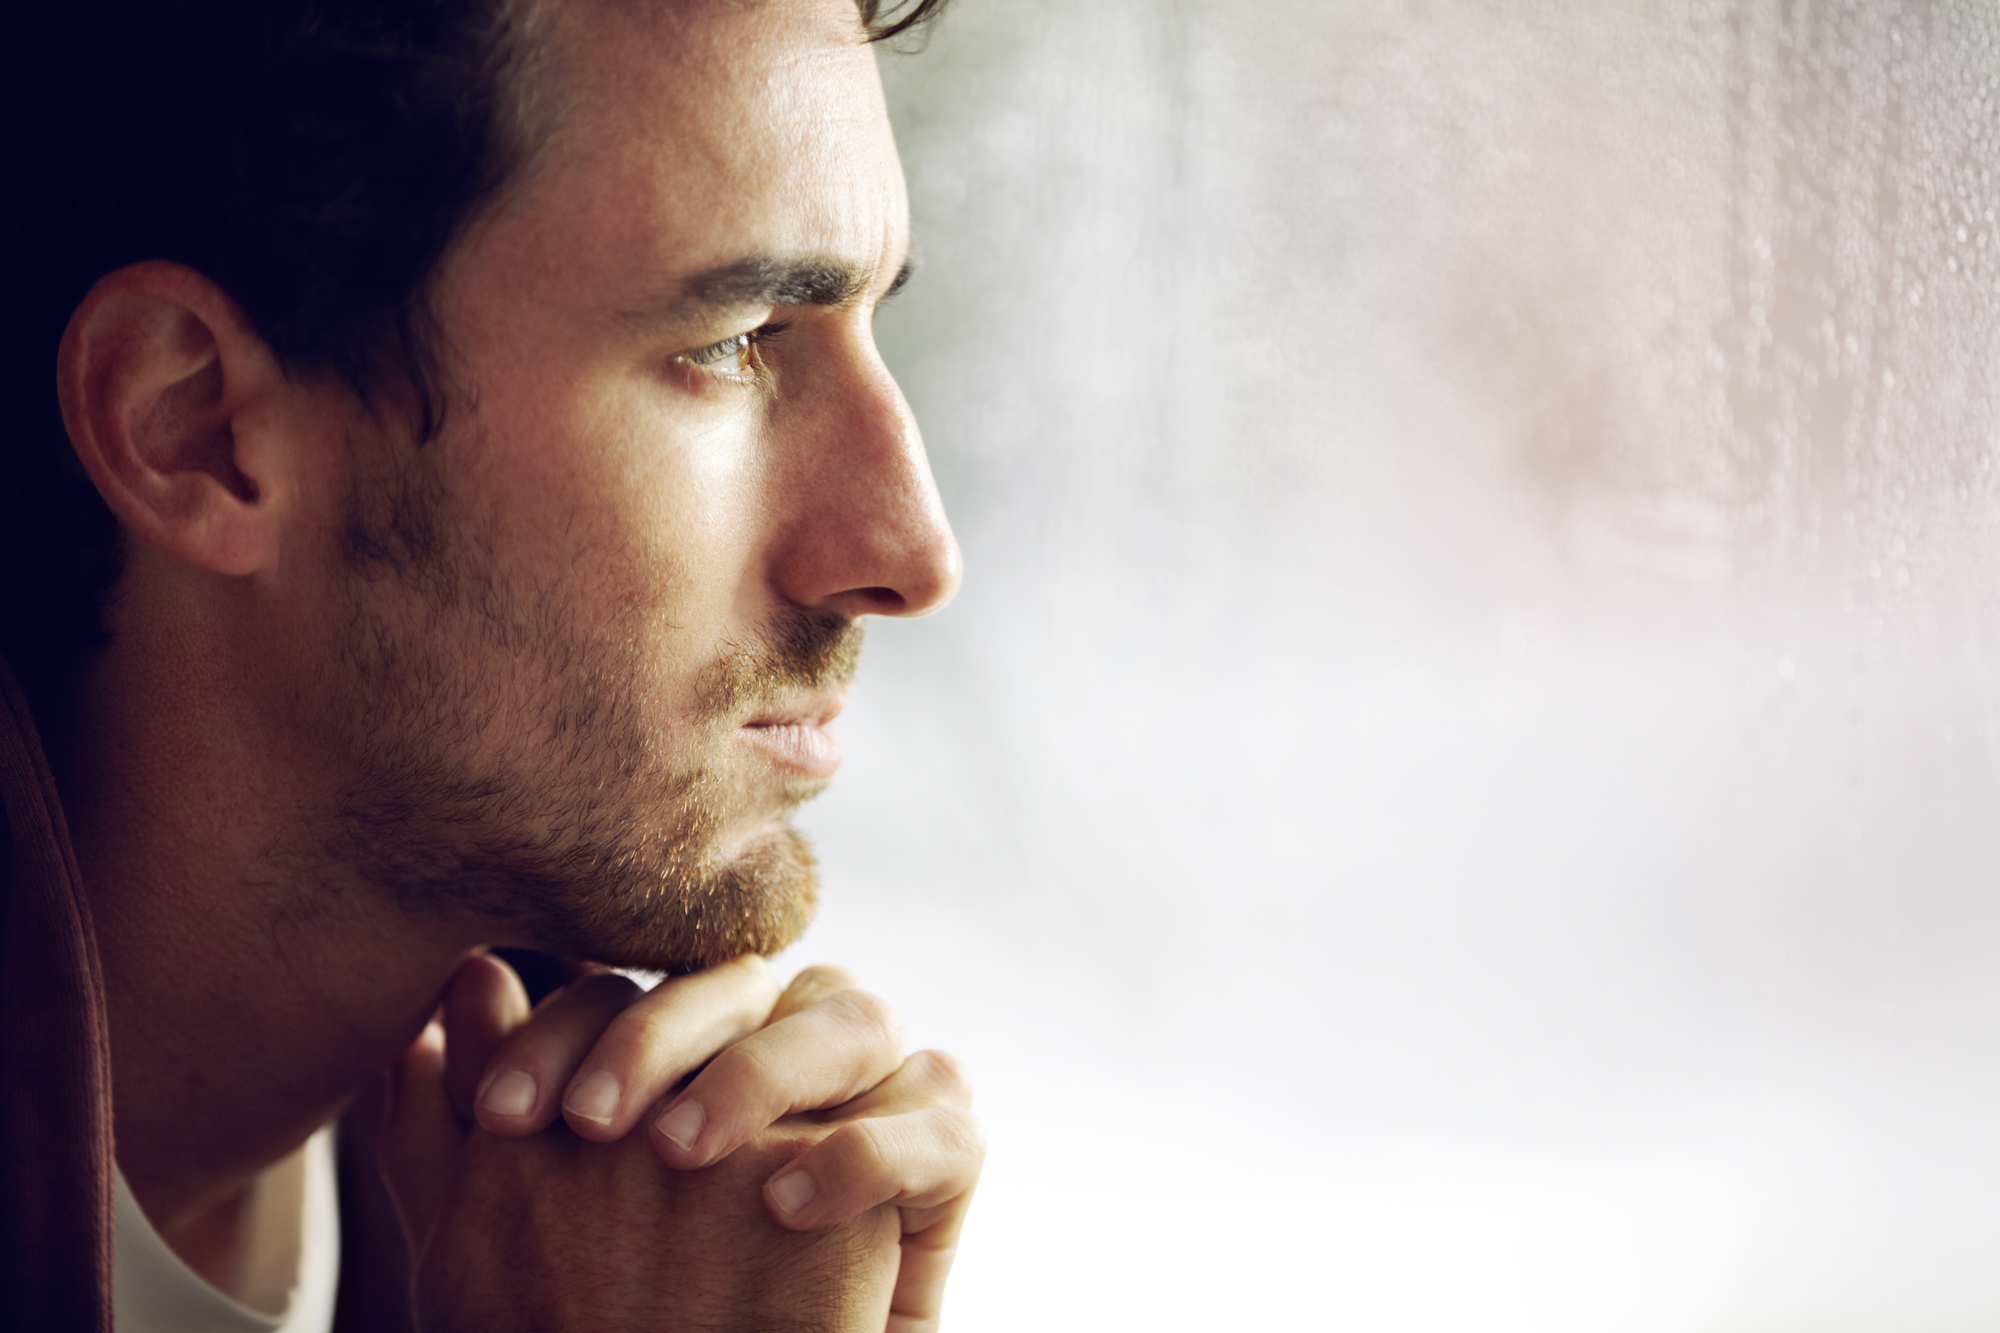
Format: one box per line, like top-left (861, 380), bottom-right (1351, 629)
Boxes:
top-left (623, 253), bottom-right (917, 329)
top-left (686, 254), bottom-right (868, 310)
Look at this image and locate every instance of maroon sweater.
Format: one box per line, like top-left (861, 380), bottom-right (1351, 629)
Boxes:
top-left (0, 661), bottom-right (115, 1328)
top-left (0, 663), bottom-right (414, 1330)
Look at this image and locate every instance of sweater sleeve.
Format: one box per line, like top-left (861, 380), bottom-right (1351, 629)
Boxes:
top-left (0, 657), bottom-right (116, 1331)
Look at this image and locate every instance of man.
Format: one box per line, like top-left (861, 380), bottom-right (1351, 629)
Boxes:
top-left (0, 0), bottom-right (984, 1328)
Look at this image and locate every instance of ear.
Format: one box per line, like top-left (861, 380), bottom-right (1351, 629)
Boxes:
top-left (57, 261), bottom-right (305, 577)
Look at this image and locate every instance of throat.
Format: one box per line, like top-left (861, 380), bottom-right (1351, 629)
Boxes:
top-left (127, 1134), bottom-right (314, 1316)
top-left (153, 1184), bottom-right (250, 1297)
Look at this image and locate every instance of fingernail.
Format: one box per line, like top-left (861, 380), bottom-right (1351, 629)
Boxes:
top-left (564, 1069), bottom-right (621, 1125)
top-left (769, 1169), bottom-right (816, 1215)
top-left (480, 1069), bottom-right (538, 1119)
top-left (654, 1100), bottom-right (705, 1151)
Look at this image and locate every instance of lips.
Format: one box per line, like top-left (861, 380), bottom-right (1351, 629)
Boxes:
top-left (740, 698), bottom-right (845, 778)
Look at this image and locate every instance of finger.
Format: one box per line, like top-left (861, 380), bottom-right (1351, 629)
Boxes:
top-left (760, 1087), bottom-right (984, 1333)
top-left (470, 971), bottom-right (642, 1135)
top-left (649, 987), bottom-right (903, 1169)
top-left (440, 953), bottom-right (532, 1125)
top-left (378, 1021), bottom-right (460, 1253)
top-left (760, 1050), bottom-right (976, 1237)
top-left (556, 954), bottom-right (781, 1141)
top-left (760, 1102), bottom-right (985, 1232)
top-left (766, 963), bottom-right (861, 1024)
top-left (821, 1048), bottom-right (975, 1123)
top-left (887, 1188), bottom-right (978, 1333)
top-left (488, 948), bottom-right (614, 1005)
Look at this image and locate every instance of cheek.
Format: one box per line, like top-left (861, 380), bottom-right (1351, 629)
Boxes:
top-left (519, 395), bottom-right (779, 680)
top-left (599, 401), bottom-right (771, 615)
top-left (463, 373), bottom-right (764, 586)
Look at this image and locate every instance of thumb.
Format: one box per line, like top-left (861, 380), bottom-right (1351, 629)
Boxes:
top-left (442, 951), bottom-right (532, 1123)
top-left (379, 1020), bottom-right (461, 1258)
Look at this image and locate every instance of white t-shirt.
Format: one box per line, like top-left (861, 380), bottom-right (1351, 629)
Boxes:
top-left (112, 1126), bottom-right (341, 1333)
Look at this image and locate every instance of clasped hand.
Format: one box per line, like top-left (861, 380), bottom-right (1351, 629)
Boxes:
top-left (380, 954), bottom-right (983, 1332)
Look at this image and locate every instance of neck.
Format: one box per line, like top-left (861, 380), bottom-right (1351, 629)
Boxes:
top-left (65, 600), bottom-right (483, 1258)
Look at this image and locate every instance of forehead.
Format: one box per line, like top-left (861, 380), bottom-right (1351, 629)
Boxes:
top-left (474, 0), bottom-right (905, 302)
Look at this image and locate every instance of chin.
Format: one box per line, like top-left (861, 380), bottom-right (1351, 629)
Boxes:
top-left (562, 820), bottom-right (823, 974)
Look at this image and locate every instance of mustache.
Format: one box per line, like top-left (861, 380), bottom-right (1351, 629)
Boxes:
top-left (701, 607), bottom-right (864, 720)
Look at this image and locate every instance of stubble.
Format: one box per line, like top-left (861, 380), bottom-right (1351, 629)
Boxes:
top-left (322, 427), bottom-right (859, 971)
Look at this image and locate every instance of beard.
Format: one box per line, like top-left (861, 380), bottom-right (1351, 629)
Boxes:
top-left (320, 435), bottom-right (859, 972)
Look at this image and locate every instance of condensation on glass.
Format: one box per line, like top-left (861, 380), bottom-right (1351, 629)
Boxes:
top-left (798, 4), bottom-right (2000, 1328)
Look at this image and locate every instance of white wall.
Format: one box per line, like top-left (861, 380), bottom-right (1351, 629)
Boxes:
top-left (781, 2), bottom-right (2000, 1327)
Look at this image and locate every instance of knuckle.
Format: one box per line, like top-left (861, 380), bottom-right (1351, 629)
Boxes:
top-left (830, 1117), bottom-right (899, 1186)
top-left (789, 962), bottom-right (861, 992)
top-left (930, 1105), bottom-right (987, 1163)
top-left (824, 988), bottom-right (901, 1052)
top-left (604, 1000), bottom-right (679, 1063)
top-left (705, 1037), bottom-right (768, 1088)
top-left (703, 1035), bottom-right (793, 1104)
top-left (906, 1049), bottom-right (974, 1103)
top-left (560, 971), bottom-right (643, 1013)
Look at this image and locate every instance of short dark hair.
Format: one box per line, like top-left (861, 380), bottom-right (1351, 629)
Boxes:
top-left (0, 0), bottom-right (951, 748)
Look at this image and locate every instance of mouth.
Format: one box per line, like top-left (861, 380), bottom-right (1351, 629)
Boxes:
top-left (739, 696), bottom-right (846, 779)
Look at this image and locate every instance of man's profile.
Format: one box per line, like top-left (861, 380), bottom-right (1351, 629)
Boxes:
top-left (0, 0), bottom-right (984, 1328)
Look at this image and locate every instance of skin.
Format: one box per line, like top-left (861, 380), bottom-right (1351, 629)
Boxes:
top-left (52, 0), bottom-right (980, 1326)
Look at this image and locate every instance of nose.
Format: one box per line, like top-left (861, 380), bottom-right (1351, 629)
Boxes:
top-left (767, 337), bottom-right (961, 619)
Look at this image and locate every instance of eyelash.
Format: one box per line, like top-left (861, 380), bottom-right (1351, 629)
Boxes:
top-left (676, 322), bottom-right (791, 380)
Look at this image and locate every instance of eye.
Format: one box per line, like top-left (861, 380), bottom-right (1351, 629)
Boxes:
top-left (675, 323), bottom-right (789, 382)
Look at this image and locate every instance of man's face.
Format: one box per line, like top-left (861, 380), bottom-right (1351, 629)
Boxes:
top-left (318, 0), bottom-right (958, 969)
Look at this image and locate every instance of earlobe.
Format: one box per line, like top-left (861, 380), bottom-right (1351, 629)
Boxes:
top-left (57, 261), bottom-right (297, 578)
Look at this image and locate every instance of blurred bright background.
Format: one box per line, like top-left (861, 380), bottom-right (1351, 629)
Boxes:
top-left (774, 2), bottom-right (2000, 1328)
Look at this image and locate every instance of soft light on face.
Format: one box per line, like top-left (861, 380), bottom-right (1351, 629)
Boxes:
top-left (319, 0), bottom-right (957, 970)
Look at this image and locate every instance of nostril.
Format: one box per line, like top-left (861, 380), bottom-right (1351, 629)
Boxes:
top-left (856, 587), bottom-right (907, 615)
